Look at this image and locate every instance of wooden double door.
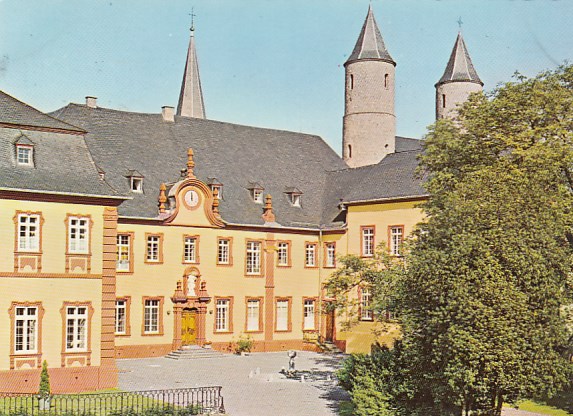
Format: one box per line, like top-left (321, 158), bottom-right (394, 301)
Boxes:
top-left (181, 308), bottom-right (197, 345)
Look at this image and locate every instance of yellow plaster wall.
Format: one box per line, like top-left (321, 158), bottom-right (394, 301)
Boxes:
top-left (115, 223), bottom-right (334, 347)
top-left (0, 199), bottom-right (105, 275)
top-left (0, 278), bottom-right (103, 370)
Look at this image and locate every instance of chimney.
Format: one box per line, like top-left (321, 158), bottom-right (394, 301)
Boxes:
top-left (85, 96), bottom-right (98, 108)
top-left (162, 106), bottom-right (175, 122)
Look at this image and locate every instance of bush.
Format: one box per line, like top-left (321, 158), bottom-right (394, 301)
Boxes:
top-left (234, 334), bottom-right (254, 354)
top-left (38, 360), bottom-right (50, 396)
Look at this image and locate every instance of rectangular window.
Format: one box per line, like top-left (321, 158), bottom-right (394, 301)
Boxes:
top-left (246, 299), bottom-right (260, 332)
top-left (362, 226), bottom-right (375, 257)
top-left (325, 243), bottom-right (336, 267)
top-left (146, 234), bottom-right (162, 263)
top-left (184, 236), bottom-right (197, 263)
top-left (277, 242), bottom-right (289, 267)
top-left (246, 241), bottom-right (261, 275)
top-left (275, 299), bottom-right (290, 331)
top-left (305, 243), bottom-right (316, 267)
top-left (143, 299), bottom-right (160, 334)
top-left (66, 306), bottom-right (88, 351)
top-left (18, 214), bottom-right (40, 251)
top-left (303, 299), bottom-right (316, 330)
top-left (15, 307), bottom-right (37, 353)
top-left (215, 299), bottom-right (230, 332)
top-left (218, 238), bottom-right (231, 265)
top-left (115, 300), bottom-right (127, 335)
top-left (17, 146), bottom-right (32, 165)
top-left (361, 288), bottom-right (373, 321)
top-left (131, 177), bottom-right (143, 193)
top-left (116, 234), bottom-right (131, 271)
top-left (390, 226), bottom-right (404, 256)
top-left (68, 216), bottom-right (89, 254)
top-left (253, 189), bottom-right (263, 203)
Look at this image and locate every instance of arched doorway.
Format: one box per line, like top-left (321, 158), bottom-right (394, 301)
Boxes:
top-left (181, 308), bottom-right (197, 345)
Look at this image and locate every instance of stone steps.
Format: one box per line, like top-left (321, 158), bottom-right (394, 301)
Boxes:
top-left (318, 341), bottom-right (345, 355)
top-left (165, 346), bottom-right (230, 360)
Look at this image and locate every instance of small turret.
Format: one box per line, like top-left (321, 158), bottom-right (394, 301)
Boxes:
top-left (342, 5), bottom-right (396, 168)
top-left (435, 31), bottom-right (483, 120)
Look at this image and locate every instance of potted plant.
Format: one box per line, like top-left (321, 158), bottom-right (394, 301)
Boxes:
top-left (234, 334), bottom-right (254, 355)
top-left (38, 360), bottom-right (51, 410)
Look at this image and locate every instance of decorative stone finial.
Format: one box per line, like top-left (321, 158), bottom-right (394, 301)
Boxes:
top-left (212, 187), bottom-right (220, 217)
top-left (262, 194), bottom-right (276, 223)
top-left (187, 148), bottom-right (195, 178)
top-left (158, 183), bottom-right (167, 213)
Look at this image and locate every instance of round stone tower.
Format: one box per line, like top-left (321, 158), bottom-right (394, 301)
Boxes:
top-left (343, 6), bottom-right (396, 168)
top-left (435, 32), bottom-right (483, 120)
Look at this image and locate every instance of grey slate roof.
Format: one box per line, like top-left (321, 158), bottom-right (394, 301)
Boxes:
top-left (51, 103), bottom-right (348, 227)
top-left (437, 32), bottom-right (483, 86)
top-left (0, 90), bottom-right (85, 133)
top-left (0, 91), bottom-right (122, 199)
top-left (321, 148), bottom-right (427, 224)
top-left (345, 5), bottom-right (395, 66)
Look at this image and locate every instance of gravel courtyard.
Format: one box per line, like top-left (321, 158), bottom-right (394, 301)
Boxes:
top-left (117, 351), bottom-right (546, 416)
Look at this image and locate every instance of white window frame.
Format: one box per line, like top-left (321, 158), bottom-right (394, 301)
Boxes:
top-left (146, 235), bottom-right (160, 262)
top-left (18, 214), bottom-right (40, 252)
top-left (276, 300), bottom-right (289, 331)
top-left (15, 306), bottom-right (38, 353)
top-left (253, 189), bottom-right (264, 204)
top-left (218, 239), bottom-right (230, 264)
top-left (130, 177), bottom-right (143, 193)
top-left (116, 234), bottom-right (131, 271)
top-left (215, 299), bottom-right (230, 332)
top-left (16, 145), bottom-right (33, 166)
top-left (246, 241), bottom-right (261, 275)
top-left (361, 288), bottom-right (373, 321)
top-left (210, 184), bottom-right (223, 199)
top-left (115, 300), bottom-right (127, 335)
top-left (184, 237), bottom-right (197, 263)
top-left (68, 216), bottom-right (90, 254)
top-left (390, 226), bottom-right (404, 256)
top-left (277, 242), bottom-right (289, 266)
top-left (303, 299), bottom-right (316, 330)
top-left (143, 299), bottom-right (159, 334)
top-left (362, 227), bottom-right (375, 257)
top-left (305, 244), bottom-right (316, 267)
top-left (326, 243), bottom-right (336, 267)
top-left (290, 194), bottom-right (301, 207)
top-left (65, 306), bottom-right (88, 352)
top-left (246, 299), bottom-right (260, 332)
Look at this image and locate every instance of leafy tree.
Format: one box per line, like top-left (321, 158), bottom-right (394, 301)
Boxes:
top-left (327, 65), bottom-right (573, 415)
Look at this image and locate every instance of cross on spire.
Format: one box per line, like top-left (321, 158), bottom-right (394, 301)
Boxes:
top-left (189, 8), bottom-right (196, 32)
top-left (457, 17), bottom-right (463, 31)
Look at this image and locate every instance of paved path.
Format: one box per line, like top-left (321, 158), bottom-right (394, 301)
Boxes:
top-left (117, 351), bottom-right (545, 416)
top-left (118, 351), bottom-right (349, 416)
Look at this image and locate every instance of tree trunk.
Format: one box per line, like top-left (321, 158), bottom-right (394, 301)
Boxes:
top-left (495, 392), bottom-right (503, 416)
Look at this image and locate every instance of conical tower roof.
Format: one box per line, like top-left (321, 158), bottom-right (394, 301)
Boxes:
top-left (345, 5), bottom-right (395, 66)
top-left (437, 32), bottom-right (482, 86)
top-left (177, 26), bottom-right (206, 119)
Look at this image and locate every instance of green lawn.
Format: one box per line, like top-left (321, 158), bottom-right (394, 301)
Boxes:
top-left (507, 399), bottom-right (573, 416)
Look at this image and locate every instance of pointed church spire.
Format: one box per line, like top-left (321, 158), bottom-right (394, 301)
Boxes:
top-left (437, 31), bottom-right (482, 86)
top-left (177, 21), bottom-right (206, 119)
top-left (345, 5), bottom-right (395, 66)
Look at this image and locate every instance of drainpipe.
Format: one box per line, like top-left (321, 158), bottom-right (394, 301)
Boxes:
top-left (318, 224), bottom-right (323, 343)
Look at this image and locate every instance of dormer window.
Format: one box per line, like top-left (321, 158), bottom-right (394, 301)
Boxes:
top-left (126, 170), bottom-right (144, 193)
top-left (285, 187), bottom-right (302, 207)
top-left (17, 146), bottom-right (33, 166)
top-left (131, 177), bottom-right (143, 193)
top-left (14, 135), bottom-right (35, 167)
top-left (207, 178), bottom-right (224, 199)
top-left (253, 189), bottom-right (264, 204)
top-left (247, 182), bottom-right (264, 204)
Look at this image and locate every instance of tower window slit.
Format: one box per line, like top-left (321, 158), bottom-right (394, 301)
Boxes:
top-left (348, 144), bottom-right (352, 158)
top-left (349, 74), bottom-right (354, 90)
top-left (442, 94), bottom-right (446, 108)
top-left (384, 74), bottom-right (389, 88)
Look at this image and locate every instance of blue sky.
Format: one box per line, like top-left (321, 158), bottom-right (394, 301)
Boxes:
top-left (0, 0), bottom-right (571, 154)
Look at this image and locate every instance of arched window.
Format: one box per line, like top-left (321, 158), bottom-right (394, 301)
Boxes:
top-left (348, 144), bottom-right (352, 158)
top-left (442, 94), bottom-right (446, 108)
top-left (384, 74), bottom-right (389, 88)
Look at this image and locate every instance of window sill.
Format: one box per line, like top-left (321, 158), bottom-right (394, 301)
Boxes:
top-left (144, 261), bottom-right (164, 265)
top-left (216, 263), bottom-right (233, 267)
top-left (274, 329), bottom-right (292, 333)
top-left (141, 332), bottom-right (164, 337)
top-left (213, 330), bottom-right (233, 335)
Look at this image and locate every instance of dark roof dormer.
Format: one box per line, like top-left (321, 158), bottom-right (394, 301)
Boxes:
top-left (14, 134), bottom-right (35, 167)
top-left (125, 169), bottom-right (144, 193)
top-left (285, 187), bottom-right (302, 207)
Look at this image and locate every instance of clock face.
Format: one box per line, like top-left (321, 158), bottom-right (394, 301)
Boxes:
top-left (184, 189), bottom-right (199, 208)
